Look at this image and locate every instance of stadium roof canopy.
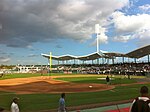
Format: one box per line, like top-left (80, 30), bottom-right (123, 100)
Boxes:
top-left (125, 45), bottom-right (150, 58)
top-left (41, 45), bottom-right (150, 61)
top-left (104, 52), bottom-right (126, 58)
top-left (76, 52), bottom-right (106, 60)
top-left (41, 52), bottom-right (106, 61)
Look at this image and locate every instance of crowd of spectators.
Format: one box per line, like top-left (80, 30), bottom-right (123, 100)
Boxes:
top-left (55, 62), bottom-right (150, 76)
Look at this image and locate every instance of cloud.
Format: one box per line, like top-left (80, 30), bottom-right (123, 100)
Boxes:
top-left (110, 11), bottom-right (150, 46)
top-left (28, 54), bottom-right (39, 57)
top-left (139, 4), bottom-right (150, 12)
top-left (0, 51), bottom-right (14, 56)
top-left (111, 11), bottom-right (150, 33)
top-left (113, 35), bottom-right (132, 42)
top-left (0, 0), bottom-right (129, 48)
top-left (0, 57), bottom-right (10, 63)
top-left (132, 29), bottom-right (150, 46)
top-left (0, 24), bottom-right (2, 30)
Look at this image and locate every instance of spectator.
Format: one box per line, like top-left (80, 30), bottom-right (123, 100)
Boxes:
top-left (11, 97), bottom-right (20, 112)
top-left (58, 93), bottom-right (67, 112)
top-left (130, 86), bottom-right (150, 112)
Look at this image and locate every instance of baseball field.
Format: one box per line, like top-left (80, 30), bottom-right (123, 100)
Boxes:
top-left (0, 73), bottom-right (150, 112)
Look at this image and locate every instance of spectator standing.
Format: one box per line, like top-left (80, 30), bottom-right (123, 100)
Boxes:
top-left (11, 97), bottom-right (20, 112)
top-left (58, 93), bottom-right (67, 112)
top-left (130, 86), bottom-right (150, 112)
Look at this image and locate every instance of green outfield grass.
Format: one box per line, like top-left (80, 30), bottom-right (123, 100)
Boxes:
top-left (0, 73), bottom-right (149, 112)
top-left (0, 73), bottom-right (145, 80)
top-left (0, 73), bottom-right (67, 80)
top-left (55, 77), bottom-right (137, 84)
top-left (0, 73), bottom-right (86, 80)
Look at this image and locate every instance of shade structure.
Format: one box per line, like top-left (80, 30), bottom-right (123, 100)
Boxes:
top-left (41, 44), bottom-right (150, 61)
top-left (41, 52), bottom-right (105, 61)
top-left (125, 45), bottom-right (150, 58)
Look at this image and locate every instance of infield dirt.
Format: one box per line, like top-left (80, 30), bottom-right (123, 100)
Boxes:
top-left (0, 76), bottom-right (114, 94)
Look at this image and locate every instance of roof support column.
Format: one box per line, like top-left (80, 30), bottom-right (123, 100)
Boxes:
top-left (112, 58), bottom-right (114, 64)
top-left (102, 58), bottom-right (104, 64)
top-left (148, 55), bottom-right (150, 63)
top-left (97, 58), bottom-right (99, 65)
top-left (107, 58), bottom-right (109, 64)
top-left (92, 60), bottom-right (93, 64)
top-left (122, 57), bottom-right (124, 63)
top-left (134, 58), bottom-right (137, 63)
top-left (78, 60), bottom-right (80, 64)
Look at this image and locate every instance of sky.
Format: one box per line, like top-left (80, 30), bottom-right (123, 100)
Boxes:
top-left (0, 0), bottom-right (150, 65)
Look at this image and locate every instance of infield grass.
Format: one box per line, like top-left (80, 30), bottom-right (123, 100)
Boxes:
top-left (55, 76), bottom-right (138, 84)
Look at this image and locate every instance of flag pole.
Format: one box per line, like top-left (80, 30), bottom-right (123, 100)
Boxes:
top-left (49, 52), bottom-right (52, 78)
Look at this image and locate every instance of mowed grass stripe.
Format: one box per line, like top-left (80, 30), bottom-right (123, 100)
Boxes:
top-left (0, 73), bottom-right (100, 80)
top-left (55, 77), bottom-right (137, 84)
top-left (0, 73), bottom-right (146, 80)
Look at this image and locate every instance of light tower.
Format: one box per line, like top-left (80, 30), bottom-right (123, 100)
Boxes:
top-left (95, 24), bottom-right (100, 53)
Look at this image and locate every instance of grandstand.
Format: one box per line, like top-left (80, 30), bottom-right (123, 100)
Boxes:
top-left (41, 44), bottom-right (150, 77)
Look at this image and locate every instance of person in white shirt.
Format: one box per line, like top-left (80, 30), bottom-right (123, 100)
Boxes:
top-left (11, 97), bottom-right (19, 112)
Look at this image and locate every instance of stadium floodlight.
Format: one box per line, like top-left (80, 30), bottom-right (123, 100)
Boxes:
top-left (95, 24), bottom-right (100, 34)
top-left (95, 24), bottom-right (100, 53)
